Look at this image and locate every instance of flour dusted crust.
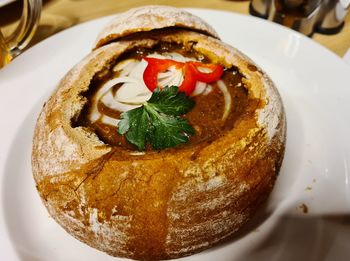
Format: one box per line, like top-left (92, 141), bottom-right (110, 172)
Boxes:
top-left (94, 5), bottom-right (220, 49)
top-left (32, 6), bottom-right (286, 261)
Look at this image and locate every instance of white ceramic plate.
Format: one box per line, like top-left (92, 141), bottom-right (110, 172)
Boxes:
top-left (0, 8), bottom-right (349, 261)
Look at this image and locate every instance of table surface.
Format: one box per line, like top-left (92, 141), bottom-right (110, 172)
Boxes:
top-left (1, 0), bottom-right (350, 57)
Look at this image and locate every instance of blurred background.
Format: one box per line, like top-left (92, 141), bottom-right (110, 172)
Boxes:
top-left (0, 0), bottom-right (349, 57)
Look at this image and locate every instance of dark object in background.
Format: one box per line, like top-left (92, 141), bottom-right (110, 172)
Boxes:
top-left (249, 0), bottom-right (350, 36)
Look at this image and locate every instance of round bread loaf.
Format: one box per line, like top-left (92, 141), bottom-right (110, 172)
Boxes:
top-left (32, 6), bottom-right (286, 260)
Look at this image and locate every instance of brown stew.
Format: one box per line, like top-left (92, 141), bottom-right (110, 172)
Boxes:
top-left (75, 43), bottom-right (260, 151)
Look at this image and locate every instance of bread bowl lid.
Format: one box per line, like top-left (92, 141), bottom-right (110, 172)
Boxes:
top-left (94, 5), bottom-right (220, 49)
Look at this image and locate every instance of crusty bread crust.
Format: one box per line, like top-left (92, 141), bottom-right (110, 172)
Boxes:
top-left (32, 6), bottom-right (286, 261)
top-left (94, 5), bottom-right (220, 49)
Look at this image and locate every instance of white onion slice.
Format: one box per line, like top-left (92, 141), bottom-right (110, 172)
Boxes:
top-left (89, 110), bottom-right (101, 123)
top-left (102, 91), bottom-right (140, 111)
top-left (217, 80), bottom-right (232, 121)
top-left (120, 63), bottom-right (138, 77)
top-left (101, 115), bottom-right (120, 127)
top-left (158, 66), bottom-right (178, 79)
top-left (158, 70), bottom-right (175, 79)
top-left (191, 81), bottom-right (207, 96)
top-left (167, 52), bottom-right (196, 62)
top-left (196, 66), bottom-right (212, 73)
top-left (158, 70), bottom-right (183, 87)
top-left (146, 53), bottom-right (167, 60)
top-left (203, 85), bottom-right (213, 95)
top-left (113, 59), bottom-right (138, 75)
top-left (171, 72), bottom-right (183, 86)
top-left (147, 52), bottom-right (195, 63)
top-left (129, 59), bottom-right (148, 79)
top-left (115, 81), bottom-right (151, 104)
top-left (90, 77), bottom-right (140, 122)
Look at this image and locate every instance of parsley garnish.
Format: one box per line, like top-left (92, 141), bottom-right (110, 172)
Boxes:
top-left (118, 86), bottom-right (195, 151)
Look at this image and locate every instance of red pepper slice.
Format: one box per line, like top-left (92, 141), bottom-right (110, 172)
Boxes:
top-left (178, 63), bottom-right (197, 95)
top-left (188, 62), bottom-right (224, 83)
top-left (143, 57), bottom-right (224, 95)
top-left (143, 57), bottom-right (184, 92)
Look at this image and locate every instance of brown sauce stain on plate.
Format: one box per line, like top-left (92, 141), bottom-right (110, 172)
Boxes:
top-left (299, 203), bottom-right (309, 214)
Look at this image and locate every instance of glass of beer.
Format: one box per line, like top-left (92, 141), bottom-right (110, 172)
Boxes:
top-left (0, 0), bottom-right (42, 68)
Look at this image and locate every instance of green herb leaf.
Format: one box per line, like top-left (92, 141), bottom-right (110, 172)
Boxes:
top-left (148, 86), bottom-right (195, 115)
top-left (119, 107), bottom-right (152, 151)
top-left (118, 86), bottom-right (195, 151)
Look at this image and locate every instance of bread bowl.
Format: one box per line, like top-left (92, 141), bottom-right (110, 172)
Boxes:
top-left (32, 5), bottom-right (286, 260)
